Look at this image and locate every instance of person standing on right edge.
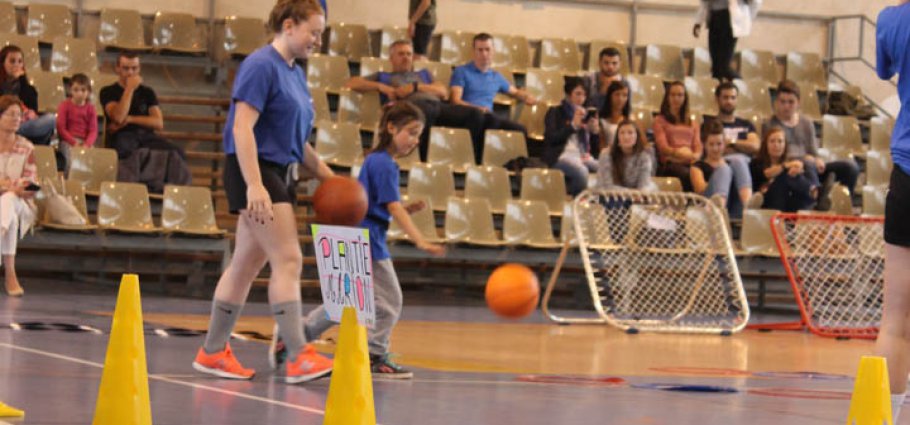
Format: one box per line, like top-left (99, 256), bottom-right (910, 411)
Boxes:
top-left (693, 0), bottom-right (762, 81)
top-left (874, 0), bottom-right (910, 421)
top-left (192, 0), bottom-right (335, 385)
top-left (408, 0), bottom-right (435, 62)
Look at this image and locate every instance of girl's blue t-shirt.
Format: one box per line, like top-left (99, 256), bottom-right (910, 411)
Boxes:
top-left (358, 150), bottom-right (401, 260)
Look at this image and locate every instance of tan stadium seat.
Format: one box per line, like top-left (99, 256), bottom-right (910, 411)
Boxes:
top-left (338, 89), bottom-right (381, 132)
top-left (691, 47), bottom-right (712, 78)
top-left (652, 176), bottom-right (683, 192)
top-left (41, 180), bottom-right (96, 231)
top-left (99, 8), bottom-right (152, 51)
top-left (428, 127), bottom-right (475, 173)
top-left (379, 26), bottom-right (408, 59)
top-left (439, 30), bottom-right (475, 66)
top-left (786, 51), bottom-right (826, 89)
top-left (738, 49), bottom-right (778, 86)
top-left (520, 168), bottom-right (566, 215)
top-left (862, 185), bottom-right (886, 216)
top-left (97, 181), bottom-right (160, 233)
top-left (631, 108), bottom-right (655, 132)
top-left (153, 11), bottom-right (206, 54)
top-left (28, 71), bottom-right (66, 113)
top-left (865, 149), bottom-right (892, 187)
top-left (626, 74), bottom-right (664, 110)
top-left (328, 22), bottom-right (371, 63)
top-left (223, 16), bottom-right (267, 58)
top-left (539, 38), bottom-right (581, 75)
top-left (307, 54), bottom-right (350, 94)
top-left (27, 4), bottom-right (73, 44)
top-left (684, 76), bottom-right (719, 116)
top-left (464, 165), bottom-right (511, 213)
top-left (161, 185), bottom-right (225, 236)
top-left (588, 40), bottom-right (630, 75)
top-left (829, 183), bottom-right (853, 216)
top-left (515, 103), bottom-right (548, 141)
top-left (359, 57), bottom-right (391, 77)
top-left (0, 34), bottom-right (41, 71)
top-left (314, 121), bottom-right (363, 167)
top-left (503, 199), bottom-right (559, 248)
top-left (85, 71), bottom-right (119, 116)
top-left (822, 114), bottom-right (864, 159)
top-left (33, 145), bottom-right (57, 181)
top-left (50, 36), bottom-right (99, 74)
top-left (643, 44), bottom-right (685, 81)
top-left (870, 116), bottom-right (893, 153)
top-left (387, 194), bottom-right (443, 243)
top-left (482, 129), bottom-right (528, 167)
top-left (407, 163), bottom-right (454, 212)
top-left (734, 79), bottom-right (773, 118)
top-left (740, 208), bottom-right (780, 257)
top-left (524, 68), bottom-right (564, 106)
top-left (493, 67), bottom-right (515, 109)
top-left (503, 34), bottom-right (530, 74)
top-left (491, 33), bottom-right (514, 71)
top-left (413, 59), bottom-right (452, 86)
top-left (67, 147), bottom-right (118, 196)
top-left (0, 2), bottom-right (15, 34)
top-left (444, 197), bottom-right (504, 246)
top-left (798, 82), bottom-right (822, 121)
top-left (310, 87), bottom-right (331, 125)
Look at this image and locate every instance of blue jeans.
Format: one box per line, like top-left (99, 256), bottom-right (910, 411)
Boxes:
top-left (724, 153), bottom-right (753, 219)
top-left (555, 158), bottom-right (597, 196)
top-left (704, 163), bottom-right (733, 198)
top-left (18, 113), bottom-right (55, 145)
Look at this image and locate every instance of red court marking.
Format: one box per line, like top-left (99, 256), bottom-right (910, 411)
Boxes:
top-left (516, 375), bottom-right (628, 387)
top-left (649, 366), bottom-right (753, 377)
top-left (748, 387), bottom-right (852, 400)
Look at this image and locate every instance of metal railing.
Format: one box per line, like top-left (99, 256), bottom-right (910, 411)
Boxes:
top-left (828, 14), bottom-right (895, 119)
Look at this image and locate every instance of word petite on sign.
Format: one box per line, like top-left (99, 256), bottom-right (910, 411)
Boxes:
top-left (311, 224), bottom-right (376, 328)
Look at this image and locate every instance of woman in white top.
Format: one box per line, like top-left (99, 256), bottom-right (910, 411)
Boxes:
top-left (598, 80), bottom-right (631, 152)
top-left (693, 0), bottom-right (762, 80)
top-left (0, 95), bottom-right (37, 297)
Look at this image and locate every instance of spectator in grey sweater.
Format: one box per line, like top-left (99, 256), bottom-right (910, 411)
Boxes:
top-left (597, 120), bottom-right (653, 190)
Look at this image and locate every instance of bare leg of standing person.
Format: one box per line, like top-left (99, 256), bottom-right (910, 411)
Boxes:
top-left (875, 243), bottom-right (910, 420)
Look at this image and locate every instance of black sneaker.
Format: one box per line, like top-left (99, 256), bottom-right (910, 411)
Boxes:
top-left (370, 353), bottom-right (413, 379)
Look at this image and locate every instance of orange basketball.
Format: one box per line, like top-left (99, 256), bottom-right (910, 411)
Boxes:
top-left (312, 176), bottom-right (368, 226)
top-left (485, 263), bottom-right (540, 319)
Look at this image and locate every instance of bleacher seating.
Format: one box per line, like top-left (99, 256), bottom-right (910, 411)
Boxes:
top-left (26, 3), bottom-right (73, 44)
top-left (152, 11), bottom-right (206, 54)
top-left (50, 36), bottom-right (99, 74)
top-left (99, 8), bottom-right (151, 51)
top-left (223, 16), bottom-right (266, 58)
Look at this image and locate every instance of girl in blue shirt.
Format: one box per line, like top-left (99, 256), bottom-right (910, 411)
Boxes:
top-left (193, 0), bottom-right (335, 385)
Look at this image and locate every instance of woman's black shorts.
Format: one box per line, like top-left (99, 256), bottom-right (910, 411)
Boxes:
top-left (223, 154), bottom-right (296, 214)
top-left (885, 165), bottom-right (910, 247)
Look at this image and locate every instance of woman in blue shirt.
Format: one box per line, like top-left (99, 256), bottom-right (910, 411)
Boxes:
top-left (193, 0), bottom-right (334, 385)
top-left (874, 0), bottom-right (910, 420)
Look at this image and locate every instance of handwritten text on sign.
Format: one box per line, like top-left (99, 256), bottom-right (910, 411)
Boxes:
top-left (311, 225), bottom-right (375, 328)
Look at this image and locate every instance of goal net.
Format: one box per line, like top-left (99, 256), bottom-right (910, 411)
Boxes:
top-left (771, 213), bottom-right (884, 339)
top-left (542, 189), bottom-right (750, 334)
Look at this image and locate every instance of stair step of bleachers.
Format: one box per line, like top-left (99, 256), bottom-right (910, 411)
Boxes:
top-left (160, 131), bottom-right (222, 143)
top-left (158, 96), bottom-right (230, 108)
top-left (163, 114), bottom-right (227, 124)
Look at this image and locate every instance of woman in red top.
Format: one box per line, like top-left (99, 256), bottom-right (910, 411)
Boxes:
top-left (653, 81), bottom-right (701, 191)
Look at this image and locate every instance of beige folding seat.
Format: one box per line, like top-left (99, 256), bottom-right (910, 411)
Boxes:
top-left (734, 79), bottom-right (773, 118)
top-left (520, 168), bottom-right (566, 215)
top-left (439, 30), bottom-right (475, 65)
top-left (387, 194), bottom-right (443, 243)
top-left (407, 163), bottom-right (454, 211)
top-left (862, 185), bottom-right (886, 216)
top-left (524, 68), bottom-right (564, 106)
top-left (427, 127), bottom-right (475, 173)
top-left (515, 103), bottom-right (548, 141)
top-left (161, 185), bottom-right (225, 236)
top-left (306, 54), bottom-right (350, 94)
top-left (539, 38), bottom-right (581, 75)
top-left (28, 71), bottom-right (66, 113)
top-left (223, 16), bottom-right (267, 58)
top-left (642, 44), bottom-right (685, 81)
top-left (413, 59), bottom-right (452, 86)
top-left (68, 147), bottom-right (118, 195)
top-left (738, 49), bottom-right (778, 86)
top-left (690, 47), bottom-right (712, 78)
top-left (631, 108), bottom-right (655, 132)
top-left (98, 8), bottom-right (151, 51)
top-left (33, 145), bottom-right (57, 182)
top-left (41, 180), bottom-right (97, 231)
top-left (503, 199), bottom-right (559, 248)
top-left (493, 67), bottom-right (516, 109)
top-left (464, 165), bottom-right (511, 213)
top-left (684, 76), bottom-right (719, 116)
top-left (740, 208), bottom-right (780, 257)
top-left (587, 40), bottom-right (630, 75)
top-left (444, 197), bottom-right (504, 246)
top-left (865, 150), bottom-right (892, 187)
top-left (338, 89), bottom-right (381, 132)
top-left (786, 51), bottom-right (826, 89)
top-left (798, 82), bottom-right (822, 121)
top-left (314, 121), bottom-right (362, 167)
top-left (97, 182), bottom-right (160, 233)
top-left (829, 183), bottom-right (853, 216)
top-left (379, 26), bottom-right (408, 59)
top-left (50, 36), bottom-right (99, 74)
top-left (503, 34), bottom-right (530, 74)
top-left (626, 74), bottom-right (665, 110)
top-left (491, 33), bottom-right (514, 71)
top-left (0, 2), bottom-right (15, 34)
top-left (652, 176), bottom-right (683, 192)
top-left (152, 11), bottom-right (206, 54)
top-left (328, 22), bottom-right (371, 62)
top-left (359, 57), bottom-right (391, 77)
top-left (85, 71), bottom-right (119, 115)
top-left (870, 116), bottom-right (893, 153)
top-left (0, 34), bottom-right (41, 71)
top-left (310, 87), bottom-right (331, 125)
top-left (482, 130), bottom-right (528, 167)
top-left (27, 4), bottom-right (73, 44)
top-left (821, 114), bottom-right (864, 159)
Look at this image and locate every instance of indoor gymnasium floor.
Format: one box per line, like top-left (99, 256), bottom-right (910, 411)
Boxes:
top-left (0, 280), bottom-right (897, 425)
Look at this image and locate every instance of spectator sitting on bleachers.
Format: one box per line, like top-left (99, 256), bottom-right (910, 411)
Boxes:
top-left (585, 47), bottom-right (625, 111)
top-left (543, 77), bottom-right (600, 196)
top-left (100, 51), bottom-right (191, 193)
top-left (691, 120), bottom-right (735, 207)
top-left (345, 39), bottom-right (484, 162)
top-left (0, 45), bottom-right (55, 146)
top-left (55, 73), bottom-right (97, 167)
top-left (598, 80), bottom-right (631, 151)
top-left (761, 80), bottom-right (859, 208)
top-left (450, 33), bottom-right (536, 140)
top-left (653, 81), bottom-right (701, 192)
top-left (701, 81), bottom-right (757, 217)
top-left (0, 95), bottom-right (37, 297)
top-left (750, 126), bottom-right (816, 212)
top-left (597, 119), bottom-right (653, 190)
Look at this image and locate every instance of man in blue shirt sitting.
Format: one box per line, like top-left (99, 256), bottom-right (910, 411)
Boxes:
top-left (450, 33), bottom-right (537, 149)
top-left (346, 39), bottom-right (484, 162)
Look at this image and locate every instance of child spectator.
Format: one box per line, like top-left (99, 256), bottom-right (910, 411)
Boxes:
top-left (56, 73), bottom-right (97, 165)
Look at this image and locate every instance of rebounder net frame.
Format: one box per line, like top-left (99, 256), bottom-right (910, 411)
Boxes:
top-left (541, 189), bottom-right (750, 334)
top-left (770, 213), bottom-right (884, 339)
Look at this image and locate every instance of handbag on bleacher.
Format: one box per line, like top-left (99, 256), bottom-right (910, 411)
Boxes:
top-left (43, 178), bottom-right (86, 226)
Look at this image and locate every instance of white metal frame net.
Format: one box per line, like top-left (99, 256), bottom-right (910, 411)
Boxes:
top-left (542, 189), bottom-right (750, 334)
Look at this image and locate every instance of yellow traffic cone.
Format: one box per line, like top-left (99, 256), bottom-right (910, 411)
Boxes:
top-left (92, 274), bottom-right (152, 425)
top-left (0, 400), bottom-right (24, 418)
top-left (323, 307), bottom-right (376, 425)
top-left (846, 356), bottom-right (892, 425)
